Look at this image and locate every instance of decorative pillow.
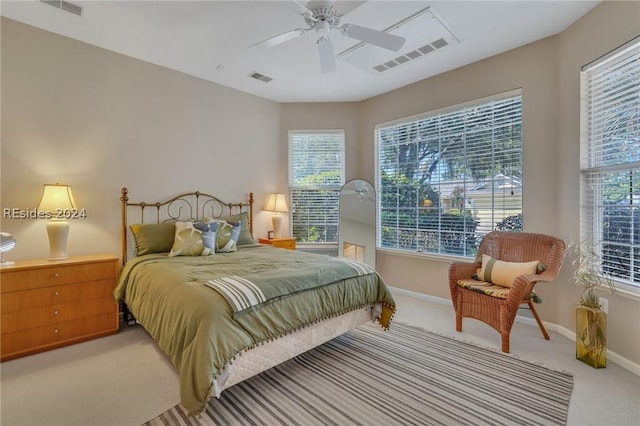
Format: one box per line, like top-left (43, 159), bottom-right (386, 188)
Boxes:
top-left (194, 221), bottom-right (219, 252)
top-left (218, 212), bottom-right (256, 246)
top-left (130, 222), bottom-right (176, 256)
top-left (168, 221), bottom-right (219, 257)
top-left (477, 254), bottom-right (540, 288)
top-left (214, 220), bottom-right (242, 253)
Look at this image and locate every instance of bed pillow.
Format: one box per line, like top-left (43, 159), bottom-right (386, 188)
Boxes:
top-left (214, 220), bottom-right (242, 253)
top-left (130, 222), bottom-right (176, 256)
top-left (218, 212), bottom-right (256, 246)
top-left (168, 221), bottom-right (219, 257)
top-left (477, 254), bottom-right (540, 288)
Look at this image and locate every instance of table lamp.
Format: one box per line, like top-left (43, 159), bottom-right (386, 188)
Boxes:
top-left (263, 193), bottom-right (289, 238)
top-left (37, 183), bottom-right (76, 260)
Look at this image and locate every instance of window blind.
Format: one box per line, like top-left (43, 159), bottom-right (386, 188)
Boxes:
top-left (289, 131), bottom-right (345, 243)
top-left (581, 37), bottom-right (640, 290)
top-left (376, 91), bottom-right (523, 257)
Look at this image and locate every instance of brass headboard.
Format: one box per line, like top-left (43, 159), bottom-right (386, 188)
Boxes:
top-left (120, 187), bottom-right (254, 263)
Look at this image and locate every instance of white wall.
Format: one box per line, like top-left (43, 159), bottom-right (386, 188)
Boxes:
top-left (1, 18), bottom-right (282, 260)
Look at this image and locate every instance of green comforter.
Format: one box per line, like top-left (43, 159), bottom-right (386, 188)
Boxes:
top-left (114, 245), bottom-right (395, 415)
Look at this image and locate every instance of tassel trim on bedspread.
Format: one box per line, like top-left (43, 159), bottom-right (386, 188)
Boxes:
top-left (378, 302), bottom-right (395, 330)
top-left (192, 302), bottom-right (397, 417)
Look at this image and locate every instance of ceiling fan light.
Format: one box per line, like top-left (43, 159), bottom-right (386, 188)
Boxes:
top-left (315, 19), bottom-right (331, 39)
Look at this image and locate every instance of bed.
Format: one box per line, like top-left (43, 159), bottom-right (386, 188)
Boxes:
top-left (114, 188), bottom-right (396, 416)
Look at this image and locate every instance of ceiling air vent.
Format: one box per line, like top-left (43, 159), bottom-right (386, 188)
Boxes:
top-left (374, 38), bottom-right (450, 73)
top-left (338, 6), bottom-right (458, 75)
top-left (249, 72), bottom-right (273, 83)
top-left (40, 0), bottom-right (83, 16)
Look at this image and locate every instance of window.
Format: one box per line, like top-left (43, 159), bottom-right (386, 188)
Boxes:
top-left (581, 38), bottom-right (640, 291)
top-left (376, 91), bottom-right (523, 257)
top-left (289, 130), bottom-right (345, 243)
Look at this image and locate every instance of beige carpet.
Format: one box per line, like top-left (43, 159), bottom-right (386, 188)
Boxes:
top-left (145, 322), bottom-right (573, 426)
top-left (0, 326), bottom-right (180, 426)
top-left (1, 293), bottom-right (638, 426)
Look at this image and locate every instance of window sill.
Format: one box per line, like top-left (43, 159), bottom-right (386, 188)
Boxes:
top-left (296, 243), bottom-right (338, 256)
top-left (612, 281), bottom-right (640, 302)
top-left (376, 247), bottom-right (472, 264)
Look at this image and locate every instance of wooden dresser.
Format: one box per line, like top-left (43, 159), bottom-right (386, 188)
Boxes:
top-left (259, 237), bottom-right (296, 250)
top-left (0, 254), bottom-right (120, 361)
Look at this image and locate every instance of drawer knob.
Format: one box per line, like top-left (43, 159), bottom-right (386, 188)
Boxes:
top-left (54, 291), bottom-right (60, 296)
top-left (53, 328), bottom-right (59, 334)
top-left (53, 310), bottom-right (59, 315)
top-left (53, 273), bottom-right (61, 278)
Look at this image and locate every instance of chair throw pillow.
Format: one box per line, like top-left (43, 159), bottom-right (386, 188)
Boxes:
top-left (168, 221), bottom-right (219, 257)
top-left (477, 254), bottom-right (540, 288)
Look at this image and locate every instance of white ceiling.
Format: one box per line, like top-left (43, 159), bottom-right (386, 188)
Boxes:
top-left (1, 0), bottom-right (599, 102)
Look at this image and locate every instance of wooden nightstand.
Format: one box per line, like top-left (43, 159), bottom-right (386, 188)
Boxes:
top-left (259, 237), bottom-right (296, 250)
top-left (0, 254), bottom-right (120, 361)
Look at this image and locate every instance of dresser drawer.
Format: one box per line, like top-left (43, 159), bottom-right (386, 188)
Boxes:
top-left (0, 279), bottom-right (115, 314)
top-left (1, 297), bottom-right (117, 333)
top-left (0, 255), bottom-right (119, 361)
top-left (1, 261), bottom-right (117, 293)
top-left (1, 312), bottom-right (118, 360)
top-left (272, 239), bottom-right (296, 249)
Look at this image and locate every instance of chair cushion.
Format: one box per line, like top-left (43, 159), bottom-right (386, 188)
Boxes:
top-left (457, 279), bottom-right (535, 300)
top-left (476, 254), bottom-right (540, 288)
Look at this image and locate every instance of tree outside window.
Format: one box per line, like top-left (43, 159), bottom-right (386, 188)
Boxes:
top-left (376, 92), bottom-right (523, 258)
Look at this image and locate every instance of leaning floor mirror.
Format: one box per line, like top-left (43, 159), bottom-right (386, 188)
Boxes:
top-left (338, 179), bottom-right (376, 268)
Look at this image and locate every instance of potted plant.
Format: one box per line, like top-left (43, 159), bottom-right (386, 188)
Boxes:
top-left (569, 241), bottom-right (616, 368)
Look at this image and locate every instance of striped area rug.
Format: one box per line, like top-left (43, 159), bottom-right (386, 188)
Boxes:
top-left (144, 322), bottom-right (573, 426)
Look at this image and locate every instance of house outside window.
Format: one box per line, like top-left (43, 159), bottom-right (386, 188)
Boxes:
top-left (581, 38), bottom-right (640, 292)
top-left (376, 90), bottom-right (523, 258)
top-left (289, 130), bottom-right (345, 244)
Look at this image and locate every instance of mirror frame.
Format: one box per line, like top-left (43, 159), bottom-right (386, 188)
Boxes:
top-left (338, 179), bottom-right (376, 268)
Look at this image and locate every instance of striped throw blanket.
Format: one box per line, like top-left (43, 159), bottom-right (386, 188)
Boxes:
top-left (205, 257), bottom-right (375, 316)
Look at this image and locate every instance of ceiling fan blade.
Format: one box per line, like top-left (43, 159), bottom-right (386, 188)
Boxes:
top-left (332, 1), bottom-right (366, 17)
top-left (340, 23), bottom-right (406, 52)
top-left (317, 37), bottom-right (337, 73)
top-left (288, 0), bottom-right (316, 20)
top-left (305, 1), bottom-right (336, 11)
top-left (249, 28), bottom-right (308, 48)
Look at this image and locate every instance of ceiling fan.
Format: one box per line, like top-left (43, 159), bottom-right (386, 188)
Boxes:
top-left (250, 1), bottom-right (406, 73)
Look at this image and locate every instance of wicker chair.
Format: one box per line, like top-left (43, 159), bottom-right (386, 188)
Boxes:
top-left (448, 231), bottom-right (566, 353)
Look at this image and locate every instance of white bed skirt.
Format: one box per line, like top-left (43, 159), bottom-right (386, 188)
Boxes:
top-left (211, 304), bottom-right (381, 397)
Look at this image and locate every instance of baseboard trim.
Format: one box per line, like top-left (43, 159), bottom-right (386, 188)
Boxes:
top-left (388, 286), bottom-right (640, 376)
top-left (388, 286), bottom-right (452, 306)
top-left (521, 318), bottom-right (640, 376)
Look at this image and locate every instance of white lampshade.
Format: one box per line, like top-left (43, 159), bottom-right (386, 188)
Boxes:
top-left (37, 184), bottom-right (76, 212)
top-left (263, 193), bottom-right (289, 213)
top-left (37, 183), bottom-right (77, 260)
top-left (263, 193), bottom-right (289, 238)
